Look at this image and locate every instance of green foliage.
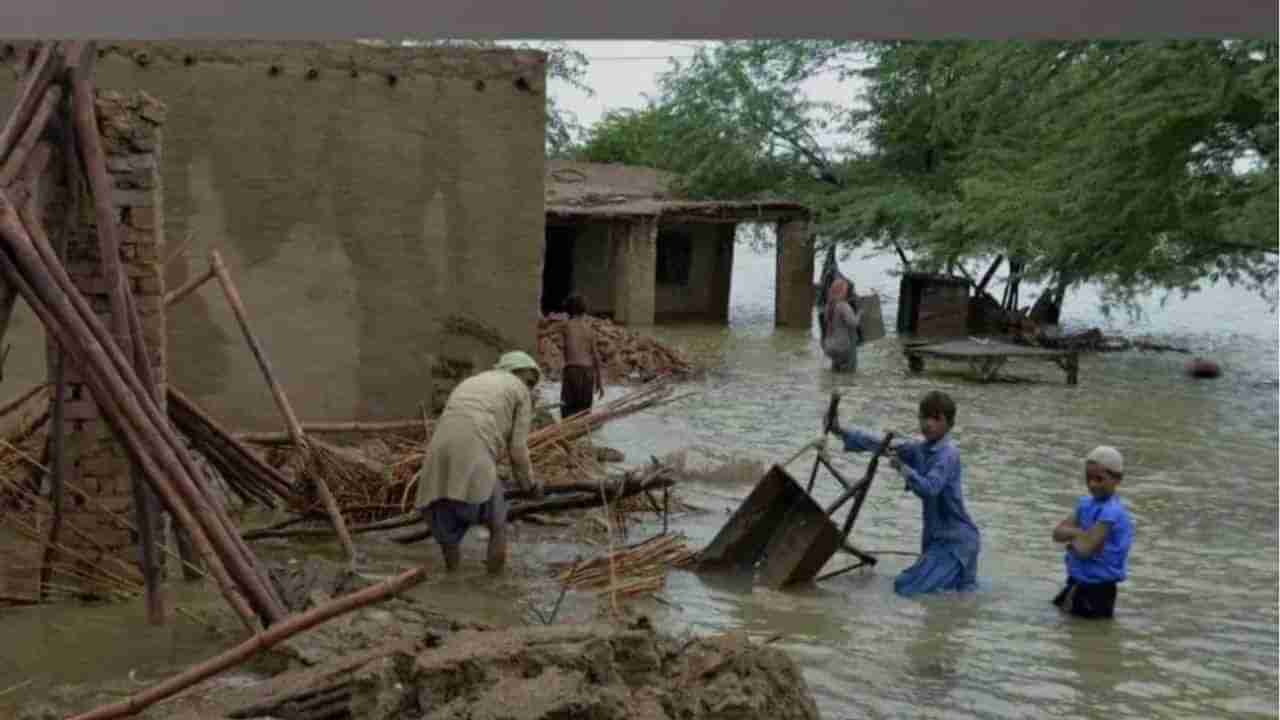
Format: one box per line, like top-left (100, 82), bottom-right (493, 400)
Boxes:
top-left (578, 39), bottom-right (1279, 305)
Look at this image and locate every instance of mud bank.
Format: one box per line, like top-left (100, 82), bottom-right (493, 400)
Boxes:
top-left (30, 560), bottom-right (822, 720)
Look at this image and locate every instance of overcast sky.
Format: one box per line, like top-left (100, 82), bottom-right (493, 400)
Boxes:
top-left (545, 41), bottom-right (863, 148)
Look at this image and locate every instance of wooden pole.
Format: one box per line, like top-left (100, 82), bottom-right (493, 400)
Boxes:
top-left (0, 42), bottom-right (60, 165)
top-left (167, 386), bottom-right (297, 502)
top-left (0, 190), bottom-right (279, 628)
top-left (66, 567), bottom-right (426, 720)
top-left (207, 251), bottom-right (305, 445)
top-left (0, 84), bottom-right (62, 187)
top-left (162, 264), bottom-right (215, 308)
top-left (235, 419), bottom-right (427, 445)
top-left (207, 250), bottom-right (356, 562)
top-left (0, 382), bottom-right (46, 418)
top-left (0, 139), bottom-right (54, 357)
top-left (0, 221), bottom-right (258, 631)
top-left (67, 48), bottom-right (168, 625)
top-left (37, 171), bottom-right (71, 601)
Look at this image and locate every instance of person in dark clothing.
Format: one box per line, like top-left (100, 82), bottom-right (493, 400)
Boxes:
top-left (559, 294), bottom-right (604, 420)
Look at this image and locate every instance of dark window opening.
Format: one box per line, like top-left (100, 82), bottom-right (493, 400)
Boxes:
top-left (656, 230), bottom-right (692, 287)
top-left (542, 226), bottom-right (576, 314)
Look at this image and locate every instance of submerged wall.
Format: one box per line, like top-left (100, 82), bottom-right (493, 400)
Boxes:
top-left (0, 41), bottom-right (547, 429)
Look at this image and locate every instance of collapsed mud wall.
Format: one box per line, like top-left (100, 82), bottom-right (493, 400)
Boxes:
top-left (0, 41), bottom-right (547, 429)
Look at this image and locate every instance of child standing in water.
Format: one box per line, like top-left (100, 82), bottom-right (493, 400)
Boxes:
top-left (1052, 446), bottom-right (1134, 619)
top-left (558, 294), bottom-right (604, 420)
top-left (832, 390), bottom-right (981, 596)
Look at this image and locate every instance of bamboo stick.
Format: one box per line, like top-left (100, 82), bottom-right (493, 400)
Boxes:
top-left (0, 84), bottom-right (61, 187)
top-left (67, 567), bottom-right (426, 720)
top-left (162, 264), bottom-right (215, 308)
top-left (207, 250), bottom-right (355, 562)
top-left (0, 383), bottom-right (47, 418)
top-left (0, 192), bottom-right (265, 630)
top-left (68, 52), bottom-right (167, 625)
top-left (0, 42), bottom-right (59, 166)
top-left (0, 251), bottom-right (256, 628)
top-left (39, 178), bottom-right (70, 601)
top-left (207, 251), bottom-right (303, 444)
top-left (167, 387), bottom-right (296, 502)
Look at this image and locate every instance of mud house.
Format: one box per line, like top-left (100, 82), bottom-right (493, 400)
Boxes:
top-left (0, 39), bottom-right (547, 601)
top-left (0, 41), bottom-right (548, 429)
top-left (543, 161), bottom-right (814, 327)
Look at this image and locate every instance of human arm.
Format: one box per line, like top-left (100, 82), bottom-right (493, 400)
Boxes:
top-left (1067, 522), bottom-right (1110, 557)
top-left (896, 446), bottom-right (958, 498)
top-left (1052, 511), bottom-right (1082, 543)
top-left (507, 392), bottom-right (540, 496)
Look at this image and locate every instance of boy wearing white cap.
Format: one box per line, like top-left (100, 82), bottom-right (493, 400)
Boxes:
top-left (1051, 446), bottom-right (1135, 619)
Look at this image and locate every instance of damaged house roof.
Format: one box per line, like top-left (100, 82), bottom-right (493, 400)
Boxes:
top-left (545, 160), bottom-right (808, 221)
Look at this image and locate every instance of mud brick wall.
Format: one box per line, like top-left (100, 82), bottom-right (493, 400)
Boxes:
top-left (53, 91), bottom-right (167, 592)
top-left (0, 42), bottom-right (548, 430)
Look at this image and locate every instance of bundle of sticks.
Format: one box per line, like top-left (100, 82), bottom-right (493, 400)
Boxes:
top-left (537, 314), bottom-right (696, 383)
top-left (0, 454), bottom-right (206, 605)
top-left (0, 40), bottom-right (285, 630)
top-left (388, 379), bottom-right (689, 513)
top-left (552, 533), bottom-right (697, 599)
top-left (242, 461), bottom-right (679, 543)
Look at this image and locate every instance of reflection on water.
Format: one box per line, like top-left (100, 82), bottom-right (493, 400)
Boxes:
top-left (2, 247), bottom-right (1277, 719)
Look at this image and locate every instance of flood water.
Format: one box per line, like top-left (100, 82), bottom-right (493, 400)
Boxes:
top-left (2, 245), bottom-right (1277, 719)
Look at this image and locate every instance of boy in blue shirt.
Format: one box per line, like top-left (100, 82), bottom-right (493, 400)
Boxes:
top-left (1052, 446), bottom-right (1135, 619)
top-left (832, 390), bottom-right (981, 596)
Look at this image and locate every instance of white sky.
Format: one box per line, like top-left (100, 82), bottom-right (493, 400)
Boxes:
top-left (545, 41), bottom-right (862, 148)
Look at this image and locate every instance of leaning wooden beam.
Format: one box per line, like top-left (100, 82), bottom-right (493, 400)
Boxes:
top-left (162, 264), bottom-right (215, 307)
top-left (36, 182), bottom-right (71, 602)
top-left (0, 84), bottom-right (62, 187)
top-left (68, 44), bottom-right (167, 625)
top-left (66, 567), bottom-right (427, 720)
top-left (208, 250), bottom-right (356, 562)
top-left (208, 251), bottom-right (304, 444)
top-left (0, 189), bottom-right (277, 629)
top-left (0, 219), bottom-right (259, 630)
top-left (0, 382), bottom-right (47, 418)
top-left (167, 387), bottom-right (297, 502)
top-left (0, 42), bottom-right (60, 165)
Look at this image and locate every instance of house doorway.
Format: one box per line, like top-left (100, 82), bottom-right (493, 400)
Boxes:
top-left (541, 226), bottom-right (576, 314)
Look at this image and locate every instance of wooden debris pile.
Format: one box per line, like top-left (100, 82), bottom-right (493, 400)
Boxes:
top-left (388, 379), bottom-right (689, 512)
top-left (552, 533), bottom-right (697, 600)
top-left (538, 313), bottom-right (696, 383)
top-left (0, 40), bottom-right (286, 630)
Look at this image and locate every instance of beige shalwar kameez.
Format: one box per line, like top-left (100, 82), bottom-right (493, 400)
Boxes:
top-left (414, 369), bottom-right (535, 509)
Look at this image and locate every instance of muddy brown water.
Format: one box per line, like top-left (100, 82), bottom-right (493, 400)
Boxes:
top-left (2, 248), bottom-right (1277, 719)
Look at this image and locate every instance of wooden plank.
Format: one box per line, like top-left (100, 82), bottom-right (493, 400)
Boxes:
top-left (697, 465), bottom-right (804, 570)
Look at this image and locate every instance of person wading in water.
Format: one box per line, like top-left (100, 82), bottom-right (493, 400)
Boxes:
top-left (414, 351), bottom-right (544, 575)
top-left (559, 294), bottom-right (605, 419)
top-left (821, 278), bottom-right (862, 373)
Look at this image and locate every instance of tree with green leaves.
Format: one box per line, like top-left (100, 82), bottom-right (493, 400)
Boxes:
top-left (577, 40), bottom-right (1278, 311)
